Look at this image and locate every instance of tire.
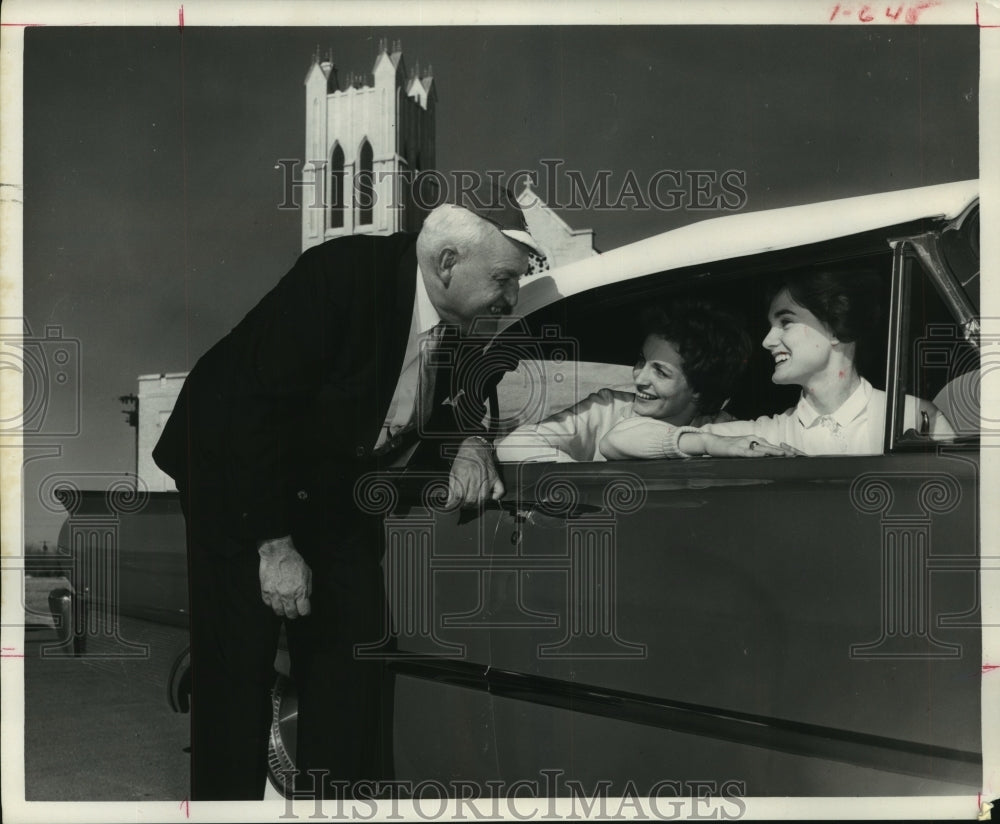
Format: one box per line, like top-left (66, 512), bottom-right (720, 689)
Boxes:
top-left (167, 647), bottom-right (192, 712)
top-left (266, 673), bottom-right (299, 798)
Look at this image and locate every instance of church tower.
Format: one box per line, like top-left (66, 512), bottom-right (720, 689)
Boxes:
top-left (301, 39), bottom-right (436, 251)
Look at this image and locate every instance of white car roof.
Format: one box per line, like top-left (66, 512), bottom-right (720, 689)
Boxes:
top-left (508, 179), bottom-right (979, 322)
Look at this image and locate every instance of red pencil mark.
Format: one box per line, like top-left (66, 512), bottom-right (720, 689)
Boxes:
top-left (906, 1), bottom-right (938, 23)
top-left (838, 370), bottom-right (845, 379)
top-left (0, 22), bottom-right (48, 27)
top-left (178, 5), bottom-right (184, 29)
top-left (977, 2), bottom-right (1000, 27)
top-left (828, 2), bottom-right (938, 23)
top-left (1, 647), bottom-right (24, 658)
top-left (180, 798), bottom-right (189, 818)
top-left (983, 664), bottom-right (1000, 674)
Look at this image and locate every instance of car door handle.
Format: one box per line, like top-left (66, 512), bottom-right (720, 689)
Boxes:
top-left (495, 499), bottom-right (605, 522)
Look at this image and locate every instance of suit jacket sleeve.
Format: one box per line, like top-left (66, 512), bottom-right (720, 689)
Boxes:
top-left (156, 235), bottom-right (414, 546)
top-left (220, 243), bottom-right (358, 540)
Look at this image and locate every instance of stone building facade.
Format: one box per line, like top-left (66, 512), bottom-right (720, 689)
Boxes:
top-left (135, 373), bottom-right (188, 491)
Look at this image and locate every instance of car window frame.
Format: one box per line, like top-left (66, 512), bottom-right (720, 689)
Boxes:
top-left (494, 248), bottom-right (898, 466)
top-left (488, 210), bottom-right (980, 465)
top-left (886, 231), bottom-right (981, 453)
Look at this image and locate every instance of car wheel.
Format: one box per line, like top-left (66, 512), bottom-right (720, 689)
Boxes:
top-left (167, 647), bottom-right (191, 712)
top-left (267, 672), bottom-right (298, 797)
top-left (47, 587), bottom-right (74, 648)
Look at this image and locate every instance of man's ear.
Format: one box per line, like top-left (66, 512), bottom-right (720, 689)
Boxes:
top-left (437, 247), bottom-right (457, 287)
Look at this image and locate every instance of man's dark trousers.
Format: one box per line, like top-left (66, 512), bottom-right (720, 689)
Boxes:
top-left (180, 473), bottom-right (393, 801)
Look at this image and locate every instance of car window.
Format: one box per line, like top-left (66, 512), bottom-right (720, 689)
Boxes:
top-left (494, 359), bottom-right (632, 433)
top-left (894, 253), bottom-right (979, 445)
top-left (494, 250), bottom-right (897, 455)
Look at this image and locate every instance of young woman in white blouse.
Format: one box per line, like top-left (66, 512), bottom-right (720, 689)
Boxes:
top-left (600, 269), bottom-right (955, 460)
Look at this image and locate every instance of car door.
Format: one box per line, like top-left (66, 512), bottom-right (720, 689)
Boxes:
top-left (476, 227), bottom-right (981, 797)
top-left (387, 215), bottom-right (981, 797)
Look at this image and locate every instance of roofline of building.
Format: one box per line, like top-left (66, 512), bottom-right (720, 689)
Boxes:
top-left (138, 372), bottom-right (190, 381)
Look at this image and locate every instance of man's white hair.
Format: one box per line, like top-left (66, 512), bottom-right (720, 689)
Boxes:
top-left (416, 204), bottom-right (494, 264)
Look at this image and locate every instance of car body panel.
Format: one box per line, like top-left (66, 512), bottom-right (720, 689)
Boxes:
top-left (384, 448), bottom-right (980, 793)
top-left (477, 452), bottom-right (980, 749)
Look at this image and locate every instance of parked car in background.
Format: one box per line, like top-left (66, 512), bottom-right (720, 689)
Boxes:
top-left (58, 180), bottom-right (982, 798)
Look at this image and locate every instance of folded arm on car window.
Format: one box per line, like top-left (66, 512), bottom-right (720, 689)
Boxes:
top-left (495, 387), bottom-right (742, 463)
top-left (496, 383), bottom-right (955, 463)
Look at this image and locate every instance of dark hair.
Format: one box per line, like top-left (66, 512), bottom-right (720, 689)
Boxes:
top-left (773, 268), bottom-right (883, 370)
top-left (640, 299), bottom-right (752, 415)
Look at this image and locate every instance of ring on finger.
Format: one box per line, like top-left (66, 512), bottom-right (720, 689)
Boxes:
top-left (749, 440), bottom-right (759, 451)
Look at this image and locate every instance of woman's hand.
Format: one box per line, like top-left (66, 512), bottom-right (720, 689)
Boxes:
top-left (702, 433), bottom-right (799, 458)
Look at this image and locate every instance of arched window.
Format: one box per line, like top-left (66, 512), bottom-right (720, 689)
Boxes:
top-left (356, 139), bottom-right (374, 226)
top-left (329, 143), bottom-right (345, 229)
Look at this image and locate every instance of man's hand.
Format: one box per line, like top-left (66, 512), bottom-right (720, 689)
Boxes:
top-left (258, 535), bottom-right (312, 619)
top-left (446, 436), bottom-right (505, 507)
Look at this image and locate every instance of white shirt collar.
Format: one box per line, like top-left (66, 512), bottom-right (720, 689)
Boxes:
top-left (414, 265), bottom-right (441, 336)
top-left (796, 377), bottom-right (873, 428)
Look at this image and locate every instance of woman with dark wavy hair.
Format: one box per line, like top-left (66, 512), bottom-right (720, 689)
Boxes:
top-left (496, 298), bottom-right (789, 462)
top-left (601, 269), bottom-right (954, 459)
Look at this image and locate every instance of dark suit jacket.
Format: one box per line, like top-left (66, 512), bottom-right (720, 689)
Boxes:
top-left (154, 233), bottom-right (484, 556)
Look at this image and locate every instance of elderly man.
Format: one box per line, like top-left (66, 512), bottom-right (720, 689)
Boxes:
top-left (153, 199), bottom-right (542, 800)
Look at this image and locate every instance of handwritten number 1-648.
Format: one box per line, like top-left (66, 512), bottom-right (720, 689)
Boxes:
top-left (828, 3), bottom-right (938, 23)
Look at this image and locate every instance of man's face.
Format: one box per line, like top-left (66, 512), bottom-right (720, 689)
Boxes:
top-left (439, 229), bottom-right (529, 333)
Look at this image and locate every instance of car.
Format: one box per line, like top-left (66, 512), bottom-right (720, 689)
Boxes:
top-left (58, 179), bottom-right (983, 800)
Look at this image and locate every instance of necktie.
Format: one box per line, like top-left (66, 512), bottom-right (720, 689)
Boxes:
top-left (416, 322), bottom-right (446, 431)
top-left (374, 322), bottom-right (445, 457)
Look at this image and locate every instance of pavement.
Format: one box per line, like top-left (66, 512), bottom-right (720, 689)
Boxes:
top-left (21, 584), bottom-right (191, 802)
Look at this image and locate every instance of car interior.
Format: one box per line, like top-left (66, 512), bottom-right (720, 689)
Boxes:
top-left (490, 221), bottom-right (980, 448)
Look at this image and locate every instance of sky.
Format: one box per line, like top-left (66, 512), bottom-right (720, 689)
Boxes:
top-left (18, 23), bottom-right (980, 542)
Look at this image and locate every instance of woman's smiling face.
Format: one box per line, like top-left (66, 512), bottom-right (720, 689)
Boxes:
top-left (762, 288), bottom-right (836, 386)
top-left (632, 334), bottom-right (701, 425)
